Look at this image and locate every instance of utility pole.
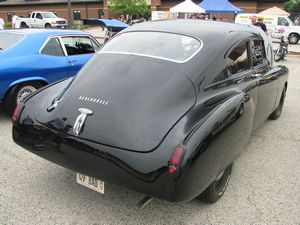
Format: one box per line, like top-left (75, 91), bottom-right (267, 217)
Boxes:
top-left (68, 0), bottom-right (73, 29)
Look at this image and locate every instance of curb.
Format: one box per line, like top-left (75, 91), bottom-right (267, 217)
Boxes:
top-left (288, 51), bottom-right (300, 55)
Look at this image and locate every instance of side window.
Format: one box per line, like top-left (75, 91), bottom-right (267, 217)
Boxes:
top-left (41, 38), bottom-right (65, 56)
top-left (226, 42), bottom-right (250, 75)
top-left (61, 36), bottom-right (95, 56)
top-left (251, 40), bottom-right (266, 67)
top-left (90, 38), bottom-right (101, 51)
top-left (278, 17), bottom-right (289, 26)
top-left (36, 13), bottom-right (43, 20)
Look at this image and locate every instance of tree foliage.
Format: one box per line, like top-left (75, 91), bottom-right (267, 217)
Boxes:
top-left (284, 0), bottom-right (300, 13)
top-left (109, 0), bottom-right (150, 16)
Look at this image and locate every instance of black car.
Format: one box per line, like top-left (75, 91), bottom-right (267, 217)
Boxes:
top-left (13, 20), bottom-right (288, 204)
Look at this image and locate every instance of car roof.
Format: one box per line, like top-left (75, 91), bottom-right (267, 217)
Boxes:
top-left (0, 29), bottom-right (89, 37)
top-left (123, 19), bottom-right (261, 41)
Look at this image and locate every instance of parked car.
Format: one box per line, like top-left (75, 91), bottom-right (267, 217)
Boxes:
top-left (19, 11), bottom-right (68, 28)
top-left (235, 13), bottom-right (300, 44)
top-left (13, 20), bottom-right (288, 204)
top-left (0, 29), bottom-right (101, 114)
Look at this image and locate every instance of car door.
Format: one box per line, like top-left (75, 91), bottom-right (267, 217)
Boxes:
top-left (205, 40), bottom-right (259, 161)
top-left (33, 13), bottom-right (43, 28)
top-left (60, 36), bottom-right (100, 76)
top-left (250, 39), bottom-right (279, 131)
top-left (39, 37), bottom-right (69, 82)
top-left (273, 17), bottom-right (290, 39)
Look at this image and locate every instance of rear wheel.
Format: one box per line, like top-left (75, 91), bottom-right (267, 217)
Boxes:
top-left (269, 87), bottom-right (286, 120)
top-left (274, 48), bottom-right (284, 62)
top-left (4, 82), bottom-right (43, 115)
top-left (288, 33), bottom-right (299, 45)
top-left (197, 163), bottom-right (233, 203)
top-left (20, 22), bottom-right (27, 28)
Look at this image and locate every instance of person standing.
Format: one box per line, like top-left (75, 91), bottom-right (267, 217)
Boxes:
top-left (12, 14), bottom-right (20, 28)
top-left (251, 16), bottom-right (267, 33)
top-left (0, 17), bottom-right (4, 30)
top-left (256, 18), bottom-right (267, 32)
top-left (294, 16), bottom-right (300, 26)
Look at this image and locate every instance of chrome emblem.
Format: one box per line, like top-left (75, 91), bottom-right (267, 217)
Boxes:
top-left (73, 108), bottom-right (93, 136)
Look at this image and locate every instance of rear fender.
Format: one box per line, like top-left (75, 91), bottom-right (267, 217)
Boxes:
top-left (8, 77), bottom-right (49, 89)
top-left (176, 93), bottom-right (254, 200)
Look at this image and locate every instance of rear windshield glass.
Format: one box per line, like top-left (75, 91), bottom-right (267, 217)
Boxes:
top-left (100, 32), bottom-right (202, 63)
top-left (0, 33), bottom-right (25, 51)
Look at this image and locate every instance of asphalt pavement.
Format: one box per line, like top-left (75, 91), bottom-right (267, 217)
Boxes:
top-left (0, 55), bottom-right (299, 225)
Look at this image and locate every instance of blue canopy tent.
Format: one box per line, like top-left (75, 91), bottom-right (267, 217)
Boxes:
top-left (81, 19), bottom-right (129, 32)
top-left (198, 0), bottom-right (244, 14)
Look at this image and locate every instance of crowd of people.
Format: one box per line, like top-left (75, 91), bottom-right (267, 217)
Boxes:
top-left (190, 13), bottom-right (223, 21)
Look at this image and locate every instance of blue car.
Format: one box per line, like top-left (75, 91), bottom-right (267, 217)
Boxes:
top-left (0, 29), bottom-right (101, 113)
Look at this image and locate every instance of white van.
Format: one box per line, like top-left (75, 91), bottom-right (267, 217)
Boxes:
top-left (235, 13), bottom-right (300, 44)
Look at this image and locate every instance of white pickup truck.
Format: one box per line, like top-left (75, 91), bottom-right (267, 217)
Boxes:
top-left (19, 11), bottom-right (68, 29)
top-left (235, 13), bottom-right (300, 44)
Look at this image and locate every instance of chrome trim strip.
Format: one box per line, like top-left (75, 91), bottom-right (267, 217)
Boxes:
top-left (38, 34), bottom-right (95, 56)
top-left (98, 31), bottom-right (203, 63)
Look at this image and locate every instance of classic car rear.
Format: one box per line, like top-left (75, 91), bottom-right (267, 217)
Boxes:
top-left (13, 20), bottom-right (288, 204)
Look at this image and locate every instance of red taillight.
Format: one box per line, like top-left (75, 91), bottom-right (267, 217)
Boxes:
top-left (168, 146), bottom-right (185, 174)
top-left (12, 104), bottom-right (22, 123)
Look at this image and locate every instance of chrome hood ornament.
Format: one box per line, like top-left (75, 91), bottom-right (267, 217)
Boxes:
top-left (73, 108), bottom-right (93, 136)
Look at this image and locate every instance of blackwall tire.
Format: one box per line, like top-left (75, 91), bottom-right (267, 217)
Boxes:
top-left (20, 23), bottom-right (27, 28)
top-left (269, 88), bottom-right (286, 120)
top-left (288, 34), bottom-right (299, 45)
top-left (197, 163), bottom-right (233, 204)
top-left (4, 82), bottom-right (42, 115)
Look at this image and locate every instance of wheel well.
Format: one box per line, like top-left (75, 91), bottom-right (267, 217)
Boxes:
top-left (4, 80), bottom-right (47, 100)
top-left (289, 33), bottom-right (300, 38)
top-left (45, 23), bottom-right (51, 27)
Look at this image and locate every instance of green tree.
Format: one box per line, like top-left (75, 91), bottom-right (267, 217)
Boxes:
top-left (284, 0), bottom-right (300, 13)
top-left (109, 0), bottom-right (150, 17)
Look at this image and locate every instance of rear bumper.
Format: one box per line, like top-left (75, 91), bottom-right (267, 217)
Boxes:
top-left (12, 121), bottom-right (196, 202)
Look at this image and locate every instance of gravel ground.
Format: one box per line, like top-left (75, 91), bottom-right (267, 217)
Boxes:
top-left (0, 55), bottom-right (299, 225)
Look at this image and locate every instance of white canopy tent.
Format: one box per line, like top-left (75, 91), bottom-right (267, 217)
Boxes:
top-left (259, 6), bottom-right (290, 16)
top-left (170, 0), bottom-right (205, 13)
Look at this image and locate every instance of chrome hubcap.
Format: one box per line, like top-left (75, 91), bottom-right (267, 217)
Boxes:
top-left (17, 86), bottom-right (37, 104)
top-left (290, 36), bottom-right (297, 43)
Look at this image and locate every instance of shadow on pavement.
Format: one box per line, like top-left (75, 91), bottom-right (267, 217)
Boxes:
top-left (0, 104), bottom-right (10, 121)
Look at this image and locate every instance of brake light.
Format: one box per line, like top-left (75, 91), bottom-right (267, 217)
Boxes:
top-left (168, 146), bottom-right (185, 174)
top-left (12, 104), bottom-right (22, 123)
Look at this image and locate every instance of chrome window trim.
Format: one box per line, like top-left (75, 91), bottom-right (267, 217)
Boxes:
top-left (60, 35), bottom-right (99, 56)
top-left (39, 36), bottom-right (66, 57)
top-left (99, 32), bottom-right (203, 64)
top-left (89, 36), bottom-right (101, 51)
top-left (39, 34), bottom-right (97, 56)
top-left (0, 32), bottom-right (26, 52)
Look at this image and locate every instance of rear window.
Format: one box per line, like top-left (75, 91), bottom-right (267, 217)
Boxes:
top-left (100, 32), bottom-right (202, 63)
top-left (0, 33), bottom-right (25, 51)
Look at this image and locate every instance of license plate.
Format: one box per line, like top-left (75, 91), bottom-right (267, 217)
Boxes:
top-left (76, 173), bottom-right (104, 194)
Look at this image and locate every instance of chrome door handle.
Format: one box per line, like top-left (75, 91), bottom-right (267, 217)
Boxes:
top-left (252, 73), bottom-right (261, 78)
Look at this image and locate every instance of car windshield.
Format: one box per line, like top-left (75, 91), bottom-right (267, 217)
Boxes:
top-left (100, 32), bottom-right (202, 63)
top-left (0, 33), bottom-right (25, 51)
top-left (42, 12), bottom-right (57, 18)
